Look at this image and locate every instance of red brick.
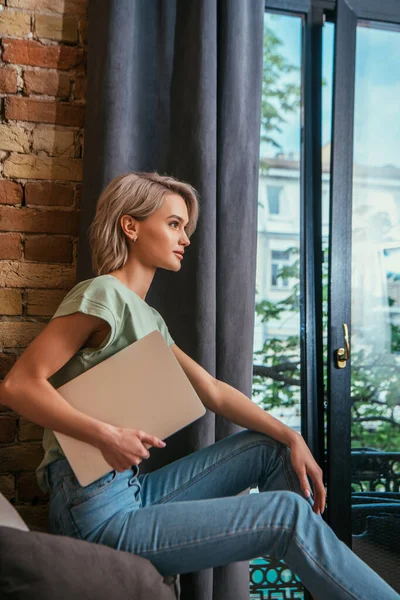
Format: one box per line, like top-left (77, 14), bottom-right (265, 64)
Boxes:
top-left (0, 233), bottom-right (22, 259)
top-left (2, 39), bottom-right (83, 70)
top-left (0, 262), bottom-right (76, 292)
top-left (0, 416), bottom-right (17, 443)
top-left (27, 288), bottom-right (67, 316)
top-left (0, 180), bottom-right (23, 205)
top-left (0, 206), bottom-right (79, 234)
top-left (25, 181), bottom-right (74, 207)
top-left (0, 68), bottom-right (18, 93)
top-left (24, 69), bottom-right (70, 97)
top-left (5, 97), bottom-right (85, 127)
top-left (0, 353), bottom-right (17, 379)
top-left (74, 184), bottom-right (81, 208)
top-left (74, 72), bottom-right (86, 101)
top-left (0, 444), bottom-right (44, 472)
top-left (18, 418), bottom-right (43, 441)
top-left (24, 235), bottom-right (72, 263)
top-left (0, 288), bottom-right (23, 315)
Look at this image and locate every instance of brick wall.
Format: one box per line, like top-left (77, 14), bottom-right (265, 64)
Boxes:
top-left (0, 0), bottom-right (88, 531)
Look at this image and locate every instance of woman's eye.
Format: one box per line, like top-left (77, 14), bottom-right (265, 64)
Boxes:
top-left (170, 221), bottom-right (179, 228)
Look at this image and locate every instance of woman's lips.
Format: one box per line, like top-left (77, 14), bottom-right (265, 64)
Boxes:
top-left (173, 252), bottom-right (183, 260)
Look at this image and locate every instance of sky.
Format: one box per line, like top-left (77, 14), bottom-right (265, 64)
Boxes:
top-left (261, 13), bottom-right (400, 169)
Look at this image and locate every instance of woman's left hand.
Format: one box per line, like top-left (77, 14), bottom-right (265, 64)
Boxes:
top-left (288, 434), bottom-right (326, 516)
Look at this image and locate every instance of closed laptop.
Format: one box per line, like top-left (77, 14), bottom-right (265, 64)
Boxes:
top-left (53, 330), bottom-right (206, 487)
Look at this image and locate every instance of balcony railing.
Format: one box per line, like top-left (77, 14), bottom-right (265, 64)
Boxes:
top-left (249, 450), bottom-right (400, 599)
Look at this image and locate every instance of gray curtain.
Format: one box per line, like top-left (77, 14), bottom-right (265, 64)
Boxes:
top-left (77, 1), bottom-right (264, 598)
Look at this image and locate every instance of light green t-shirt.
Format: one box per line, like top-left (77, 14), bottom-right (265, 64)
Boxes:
top-left (36, 274), bottom-right (175, 493)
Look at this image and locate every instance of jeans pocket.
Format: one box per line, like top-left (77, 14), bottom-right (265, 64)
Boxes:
top-left (67, 470), bottom-right (134, 540)
top-left (68, 470), bottom-right (118, 508)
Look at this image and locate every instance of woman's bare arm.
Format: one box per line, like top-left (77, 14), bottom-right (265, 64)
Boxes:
top-left (1, 312), bottom-right (116, 450)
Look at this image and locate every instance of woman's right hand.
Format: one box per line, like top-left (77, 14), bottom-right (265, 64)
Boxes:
top-left (98, 425), bottom-right (166, 472)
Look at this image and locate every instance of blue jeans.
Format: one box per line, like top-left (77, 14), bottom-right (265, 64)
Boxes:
top-left (45, 429), bottom-right (399, 600)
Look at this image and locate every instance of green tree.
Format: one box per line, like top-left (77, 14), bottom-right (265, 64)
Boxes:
top-left (259, 18), bottom-right (300, 175)
top-left (253, 251), bottom-right (400, 453)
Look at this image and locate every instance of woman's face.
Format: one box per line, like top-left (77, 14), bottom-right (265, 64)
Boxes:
top-left (126, 193), bottom-right (191, 270)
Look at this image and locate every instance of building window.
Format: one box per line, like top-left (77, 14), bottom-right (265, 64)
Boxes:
top-left (271, 249), bottom-right (290, 288)
top-left (267, 186), bottom-right (282, 215)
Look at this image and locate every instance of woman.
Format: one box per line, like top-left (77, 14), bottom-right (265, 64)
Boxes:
top-left (2, 172), bottom-right (398, 600)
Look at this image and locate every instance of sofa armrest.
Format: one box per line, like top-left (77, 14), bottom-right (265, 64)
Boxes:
top-left (0, 491), bottom-right (29, 532)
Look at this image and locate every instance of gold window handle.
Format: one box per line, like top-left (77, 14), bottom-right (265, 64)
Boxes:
top-left (335, 323), bottom-right (350, 369)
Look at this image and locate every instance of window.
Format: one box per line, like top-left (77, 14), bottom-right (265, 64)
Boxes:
top-left (271, 249), bottom-right (290, 288)
top-left (267, 185), bottom-right (282, 215)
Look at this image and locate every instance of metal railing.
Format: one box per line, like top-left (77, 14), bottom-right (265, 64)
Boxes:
top-left (249, 450), bottom-right (400, 599)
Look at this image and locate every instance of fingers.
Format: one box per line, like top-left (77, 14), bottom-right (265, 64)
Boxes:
top-left (308, 471), bottom-right (326, 515)
top-left (297, 469), bottom-right (325, 516)
top-left (313, 474), bottom-right (326, 515)
top-left (299, 471), bottom-right (311, 500)
top-left (139, 431), bottom-right (166, 449)
top-left (140, 444), bottom-right (150, 459)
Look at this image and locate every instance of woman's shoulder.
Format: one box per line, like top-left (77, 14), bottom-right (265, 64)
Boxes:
top-left (54, 275), bottom-right (127, 314)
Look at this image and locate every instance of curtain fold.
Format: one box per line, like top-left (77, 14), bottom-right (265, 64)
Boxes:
top-left (77, 1), bottom-right (264, 598)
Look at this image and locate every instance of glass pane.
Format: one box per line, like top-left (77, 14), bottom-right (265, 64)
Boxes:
top-left (350, 23), bottom-right (400, 592)
top-left (251, 11), bottom-right (304, 599)
top-left (322, 19), bottom-right (335, 503)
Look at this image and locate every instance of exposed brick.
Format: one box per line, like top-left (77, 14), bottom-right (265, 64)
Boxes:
top-left (14, 504), bottom-right (49, 532)
top-left (25, 181), bottom-right (74, 207)
top-left (3, 153), bottom-right (83, 181)
top-left (0, 233), bottom-right (22, 260)
top-left (0, 180), bottom-right (23, 205)
top-left (0, 206), bottom-right (79, 234)
top-left (34, 14), bottom-right (78, 43)
top-left (0, 288), bottom-right (23, 314)
top-left (0, 415), bottom-right (17, 442)
top-left (2, 39), bottom-right (83, 70)
top-left (0, 123), bottom-right (30, 153)
top-left (5, 97), bottom-right (85, 127)
top-left (19, 417), bottom-right (43, 441)
top-left (0, 474), bottom-right (15, 501)
top-left (78, 18), bottom-right (88, 44)
top-left (0, 8), bottom-right (31, 37)
top-left (0, 261), bottom-right (76, 290)
top-left (74, 184), bottom-right (81, 208)
top-left (24, 69), bottom-right (70, 97)
top-left (18, 470), bottom-right (47, 502)
top-left (32, 126), bottom-right (75, 157)
top-left (7, 0), bottom-right (88, 17)
top-left (0, 353), bottom-right (17, 379)
top-left (0, 321), bottom-right (46, 348)
top-left (0, 67), bottom-right (18, 93)
top-left (25, 235), bottom-right (72, 263)
top-left (0, 444), bottom-right (44, 472)
top-left (73, 71), bottom-right (86, 101)
top-left (27, 288), bottom-right (66, 316)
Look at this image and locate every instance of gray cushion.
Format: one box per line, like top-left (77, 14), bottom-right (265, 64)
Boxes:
top-left (0, 526), bottom-right (179, 600)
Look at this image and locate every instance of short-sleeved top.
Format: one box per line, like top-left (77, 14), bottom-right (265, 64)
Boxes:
top-left (35, 274), bottom-right (175, 493)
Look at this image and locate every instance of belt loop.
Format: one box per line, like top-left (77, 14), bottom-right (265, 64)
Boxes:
top-left (131, 464), bottom-right (139, 477)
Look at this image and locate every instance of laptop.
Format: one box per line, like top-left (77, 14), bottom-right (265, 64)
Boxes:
top-left (53, 330), bottom-right (206, 487)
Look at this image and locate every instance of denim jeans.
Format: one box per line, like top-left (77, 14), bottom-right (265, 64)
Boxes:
top-left (45, 428), bottom-right (399, 600)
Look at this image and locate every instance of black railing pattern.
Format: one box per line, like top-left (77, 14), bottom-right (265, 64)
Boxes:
top-left (249, 450), bottom-right (400, 599)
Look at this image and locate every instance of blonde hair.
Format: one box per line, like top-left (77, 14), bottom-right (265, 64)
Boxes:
top-left (89, 172), bottom-right (200, 275)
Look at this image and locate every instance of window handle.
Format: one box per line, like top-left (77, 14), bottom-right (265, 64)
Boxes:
top-left (335, 323), bottom-right (350, 369)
